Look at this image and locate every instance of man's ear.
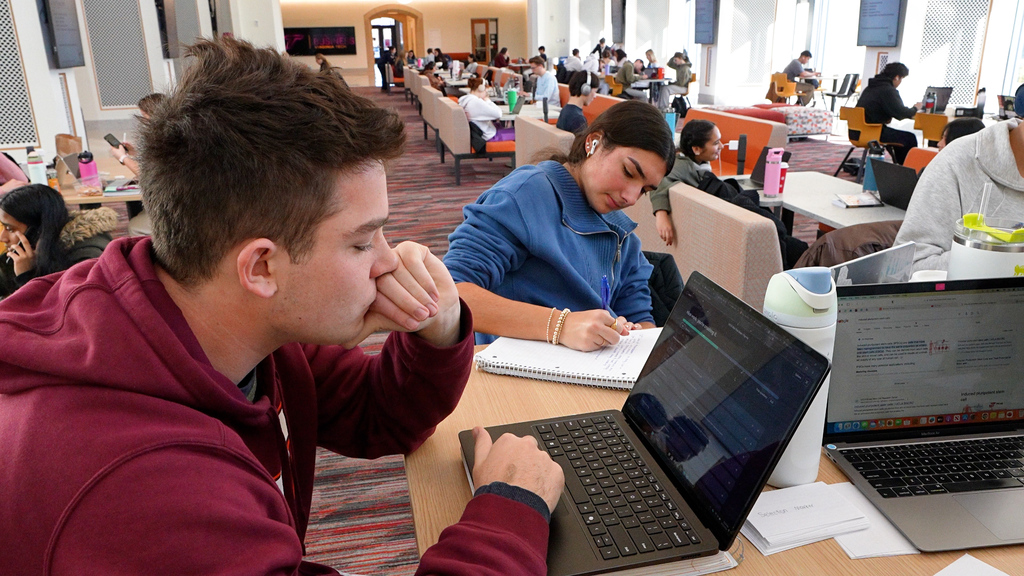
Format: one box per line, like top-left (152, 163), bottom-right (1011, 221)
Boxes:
top-left (236, 238), bottom-right (282, 299)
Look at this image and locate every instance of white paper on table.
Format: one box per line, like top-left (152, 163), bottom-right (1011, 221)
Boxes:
top-left (933, 554), bottom-right (1010, 576)
top-left (831, 482), bottom-right (919, 559)
top-left (745, 482), bottom-right (866, 541)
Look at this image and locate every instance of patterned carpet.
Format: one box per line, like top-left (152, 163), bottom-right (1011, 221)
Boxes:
top-left (105, 88), bottom-right (860, 574)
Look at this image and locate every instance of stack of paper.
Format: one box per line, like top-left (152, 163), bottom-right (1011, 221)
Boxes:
top-left (831, 482), bottom-right (919, 559)
top-left (740, 482), bottom-right (869, 555)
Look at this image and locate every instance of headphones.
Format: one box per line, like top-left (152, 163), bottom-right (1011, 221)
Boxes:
top-left (580, 72), bottom-right (593, 96)
top-left (587, 139), bottom-right (599, 156)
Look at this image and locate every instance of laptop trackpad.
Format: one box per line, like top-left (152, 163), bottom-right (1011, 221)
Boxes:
top-left (955, 491), bottom-right (1024, 540)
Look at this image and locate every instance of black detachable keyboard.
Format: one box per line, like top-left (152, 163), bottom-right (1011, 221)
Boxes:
top-left (841, 436), bottom-right (1024, 498)
top-left (534, 415), bottom-right (701, 560)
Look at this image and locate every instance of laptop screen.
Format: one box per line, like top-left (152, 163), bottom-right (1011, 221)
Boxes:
top-left (826, 278), bottom-right (1024, 442)
top-left (622, 272), bottom-right (829, 548)
top-left (922, 86), bottom-right (953, 113)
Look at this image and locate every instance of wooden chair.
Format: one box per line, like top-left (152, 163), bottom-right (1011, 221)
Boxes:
top-left (835, 106), bottom-right (896, 183)
top-left (605, 74), bottom-right (624, 97)
top-left (769, 73), bottom-right (797, 104)
top-left (914, 113), bottom-right (948, 146)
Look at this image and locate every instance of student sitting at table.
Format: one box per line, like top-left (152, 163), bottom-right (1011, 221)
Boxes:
top-left (405, 50), bottom-right (417, 67)
top-left (615, 58), bottom-right (647, 100)
top-left (459, 77), bottom-right (515, 143)
top-left (938, 117), bottom-right (985, 150)
top-left (657, 51), bottom-right (692, 112)
top-left (649, 120), bottom-right (722, 246)
top-left (421, 61), bottom-right (447, 91)
top-left (493, 47), bottom-right (510, 68)
top-left (856, 62), bottom-right (921, 165)
top-left (0, 184), bottom-right (117, 295)
top-left (529, 56), bottom-right (559, 107)
top-left (894, 117), bottom-right (1024, 272)
top-left (464, 53), bottom-right (479, 77)
top-left (556, 71), bottom-right (599, 134)
top-left (444, 101), bottom-right (675, 351)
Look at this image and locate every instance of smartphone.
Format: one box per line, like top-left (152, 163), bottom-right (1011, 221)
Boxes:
top-left (104, 133), bottom-right (122, 149)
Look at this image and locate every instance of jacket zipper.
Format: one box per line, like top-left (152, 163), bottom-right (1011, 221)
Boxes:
top-left (561, 219), bottom-right (631, 284)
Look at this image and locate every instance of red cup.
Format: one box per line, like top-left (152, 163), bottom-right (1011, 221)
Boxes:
top-left (778, 162), bottom-right (788, 194)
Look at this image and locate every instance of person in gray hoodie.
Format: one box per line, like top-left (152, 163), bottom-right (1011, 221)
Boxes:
top-left (894, 118), bottom-right (1024, 272)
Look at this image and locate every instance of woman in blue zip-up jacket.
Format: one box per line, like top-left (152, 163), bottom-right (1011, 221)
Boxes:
top-left (444, 101), bottom-right (675, 351)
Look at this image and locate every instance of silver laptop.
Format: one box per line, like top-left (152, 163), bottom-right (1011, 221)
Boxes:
top-left (829, 242), bottom-right (915, 286)
top-left (460, 272), bottom-right (830, 575)
top-left (824, 276), bottom-right (1024, 552)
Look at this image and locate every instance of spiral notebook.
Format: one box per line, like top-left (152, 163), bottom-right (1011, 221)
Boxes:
top-left (473, 328), bottom-right (663, 389)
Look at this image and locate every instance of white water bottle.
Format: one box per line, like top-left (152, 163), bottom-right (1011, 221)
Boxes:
top-left (762, 267), bottom-right (836, 488)
top-left (26, 147), bottom-right (47, 185)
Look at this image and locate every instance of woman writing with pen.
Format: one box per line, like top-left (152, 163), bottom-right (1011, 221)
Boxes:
top-left (443, 101), bottom-right (674, 351)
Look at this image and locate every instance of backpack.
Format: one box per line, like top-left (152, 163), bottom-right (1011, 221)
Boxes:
top-left (555, 63), bottom-right (571, 84)
top-left (468, 122), bottom-right (488, 156)
top-left (671, 95), bottom-right (689, 117)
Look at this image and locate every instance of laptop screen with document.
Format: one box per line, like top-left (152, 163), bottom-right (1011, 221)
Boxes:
top-left (622, 273), bottom-right (830, 548)
top-left (826, 278), bottom-right (1024, 443)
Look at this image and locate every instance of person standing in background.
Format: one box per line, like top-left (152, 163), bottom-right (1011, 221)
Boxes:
top-left (378, 45), bottom-right (396, 92)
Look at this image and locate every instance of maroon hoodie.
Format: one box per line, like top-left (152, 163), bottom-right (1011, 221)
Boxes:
top-left (0, 237), bottom-right (549, 575)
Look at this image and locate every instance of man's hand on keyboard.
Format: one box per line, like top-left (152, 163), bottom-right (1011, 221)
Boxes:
top-left (472, 427), bottom-right (565, 513)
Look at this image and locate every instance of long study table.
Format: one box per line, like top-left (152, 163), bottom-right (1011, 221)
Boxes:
top-left (404, 350), bottom-right (1022, 575)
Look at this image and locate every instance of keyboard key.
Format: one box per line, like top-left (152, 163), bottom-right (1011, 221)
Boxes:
top-left (651, 532), bottom-right (673, 550)
top-left (608, 525), bottom-right (637, 556)
top-left (578, 503), bottom-right (595, 514)
top-left (667, 528), bottom-right (691, 547)
top-left (597, 504), bottom-right (614, 516)
top-left (584, 513), bottom-right (601, 524)
top-left (686, 530), bottom-right (702, 544)
top-left (869, 478), bottom-right (906, 488)
top-left (621, 516), bottom-right (640, 528)
top-left (536, 424), bottom-right (551, 433)
top-left (893, 487), bottom-right (913, 497)
top-left (877, 488), bottom-right (897, 498)
top-left (644, 523), bottom-right (663, 535)
top-left (601, 547), bottom-right (619, 560)
top-left (627, 527), bottom-right (656, 553)
top-left (942, 479), bottom-right (1021, 493)
top-left (589, 524), bottom-right (606, 535)
top-left (909, 486), bottom-right (928, 496)
top-left (923, 484), bottom-right (948, 494)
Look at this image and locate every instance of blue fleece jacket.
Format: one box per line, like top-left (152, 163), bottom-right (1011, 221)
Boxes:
top-left (444, 161), bottom-right (654, 344)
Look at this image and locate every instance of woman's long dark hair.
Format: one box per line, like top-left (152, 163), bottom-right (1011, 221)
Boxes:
top-left (0, 184), bottom-right (71, 277)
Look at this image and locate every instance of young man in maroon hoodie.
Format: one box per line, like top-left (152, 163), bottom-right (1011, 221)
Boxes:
top-left (0, 38), bottom-right (562, 575)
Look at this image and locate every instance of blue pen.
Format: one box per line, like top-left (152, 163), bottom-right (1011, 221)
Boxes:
top-left (600, 275), bottom-right (613, 315)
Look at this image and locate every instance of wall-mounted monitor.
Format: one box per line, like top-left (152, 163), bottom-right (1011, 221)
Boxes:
top-left (36, 0), bottom-right (85, 68)
top-left (284, 27), bottom-right (357, 56)
top-left (694, 0), bottom-right (718, 45)
top-left (857, 0), bottom-right (905, 47)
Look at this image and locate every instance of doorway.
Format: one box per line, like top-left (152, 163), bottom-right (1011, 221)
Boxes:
top-left (471, 18), bottom-right (498, 64)
top-left (371, 17), bottom-right (399, 88)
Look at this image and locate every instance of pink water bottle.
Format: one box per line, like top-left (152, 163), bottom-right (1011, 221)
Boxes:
top-left (763, 148), bottom-right (785, 197)
top-left (78, 150), bottom-right (100, 186)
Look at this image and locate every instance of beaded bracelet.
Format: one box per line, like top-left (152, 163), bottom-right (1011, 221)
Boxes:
top-left (545, 307), bottom-right (558, 344)
top-left (552, 308), bottom-right (571, 346)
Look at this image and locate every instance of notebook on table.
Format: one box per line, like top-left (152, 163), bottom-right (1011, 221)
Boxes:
top-left (824, 276), bottom-right (1024, 552)
top-left (461, 272), bottom-right (831, 576)
top-left (474, 329), bottom-right (663, 390)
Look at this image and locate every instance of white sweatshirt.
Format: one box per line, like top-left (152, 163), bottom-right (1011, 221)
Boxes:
top-left (894, 119), bottom-right (1024, 271)
top-left (458, 94), bottom-right (502, 141)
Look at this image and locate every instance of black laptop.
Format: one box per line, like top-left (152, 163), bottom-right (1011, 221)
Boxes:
top-left (824, 277), bottom-right (1024, 552)
top-left (870, 158), bottom-right (918, 210)
top-left (922, 86), bottom-right (954, 114)
top-left (460, 272), bottom-right (830, 575)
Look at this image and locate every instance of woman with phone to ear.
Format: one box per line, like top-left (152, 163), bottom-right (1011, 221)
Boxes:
top-left (0, 184), bottom-right (117, 295)
top-left (444, 101), bottom-right (674, 351)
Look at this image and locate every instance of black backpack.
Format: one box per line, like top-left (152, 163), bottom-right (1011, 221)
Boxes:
top-left (671, 96), bottom-right (689, 117)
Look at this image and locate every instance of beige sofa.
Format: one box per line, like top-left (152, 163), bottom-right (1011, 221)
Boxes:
top-left (624, 182), bottom-right (782, 311)
top-left (514, 116), bottom-right (574, 166)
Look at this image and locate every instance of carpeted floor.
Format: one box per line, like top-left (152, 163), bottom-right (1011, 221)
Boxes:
top-left (104, 88), bottom-right (859, 574)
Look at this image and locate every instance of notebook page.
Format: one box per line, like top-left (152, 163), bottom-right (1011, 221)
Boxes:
top-left (475, 328), bottom-right (662, 388)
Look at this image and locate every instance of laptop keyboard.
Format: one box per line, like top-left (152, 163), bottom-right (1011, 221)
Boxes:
top-left (841, 436), bottom-right (1024, 498)
top-left (534, 415), bottom-right (702, 560)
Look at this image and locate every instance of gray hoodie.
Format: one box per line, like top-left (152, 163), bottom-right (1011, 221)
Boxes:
top-left (894, 119), bottom-right (1024, 271)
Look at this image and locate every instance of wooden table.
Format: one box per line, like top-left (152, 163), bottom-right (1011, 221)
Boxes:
top-left (759, 171), bottom-right (905, 230)
top-left (404, 355), bottom-right (1023, 574)
top-left (61, 190), bottom-right (142, 206)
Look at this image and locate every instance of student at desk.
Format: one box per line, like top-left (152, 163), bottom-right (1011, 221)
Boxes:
top-left (0, 38), bottom-right (564, 575)
top-left (444, 101), bottom-right (675, 351)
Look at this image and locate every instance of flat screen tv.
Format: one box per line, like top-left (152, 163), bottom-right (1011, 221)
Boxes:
top-left (284, 27), bottom-right (357, 56)
top-left (36, 0), bottom-right (85, 68)
top-left (694, 0), bottom-right (718, 45)
top-left (857, 0), bottom-right (904, 47)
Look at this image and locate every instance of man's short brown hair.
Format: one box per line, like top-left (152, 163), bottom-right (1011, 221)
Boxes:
top-left (139, 38), bottom-right (405, 285)
top-left (136, 93), bottom-right (165, 116)
top-left (528, 56), bottom-right (545, 67)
